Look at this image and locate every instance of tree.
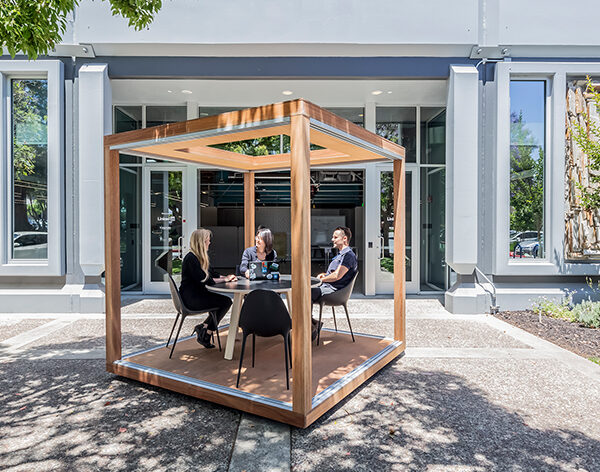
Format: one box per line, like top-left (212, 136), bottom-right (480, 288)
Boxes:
top-left (510, 111), bottom-right (544, 237)
top-left (0, 0), bottom-right (162, 60)
top-left (571, 76), bottom-right (600, 211)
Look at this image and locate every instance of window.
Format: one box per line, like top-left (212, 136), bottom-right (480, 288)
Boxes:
top-left (11, 79), bottom-right (48, 260)
top-left (0, 61), bottom-right (63, 275)
top-left (509, 81), bottom-right (546, 260)
top-left (376, 107), bottom-right (416, 163)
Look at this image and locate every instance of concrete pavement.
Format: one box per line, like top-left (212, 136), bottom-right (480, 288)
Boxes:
top-left (0, 298), bottom-right (599, 471)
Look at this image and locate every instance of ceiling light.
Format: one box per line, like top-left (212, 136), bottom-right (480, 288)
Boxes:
top-left (282, 90), bottom-right (293, 96)
top-left (181, 90), bottom-right (193, 94)
top-left (358, 114), bottom-right (364, 117)
top-left (387, 91), bottom-right (393, 94)
top-left (371, 90), bottom-right (383, 96)
top-left (167, 90), bottom-right (173, 93)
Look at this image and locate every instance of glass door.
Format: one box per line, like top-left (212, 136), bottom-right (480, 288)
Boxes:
top-left (375, 166), bottom-right (419, 293)
top-left (143, 167), bottom-right (186, 293)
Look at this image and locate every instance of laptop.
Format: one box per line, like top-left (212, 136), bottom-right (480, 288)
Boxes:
top-left (248, 261), bottom-right (280, 280)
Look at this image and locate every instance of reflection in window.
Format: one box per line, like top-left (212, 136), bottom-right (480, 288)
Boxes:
top-left (376, 107), bottom-right (416, 163)
top-left (420, 108), bottom-right (446, 164)
top-left (325, 107), bottom-right (364, 127)
top-left (11, 79), bottom-right (48, 260)
top-left (509, 81), bottom-right (545, 259)
top-left (146, 106), bottom-right (187, 128)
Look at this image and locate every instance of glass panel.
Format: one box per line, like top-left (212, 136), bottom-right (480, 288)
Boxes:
top-left (114, 106), bottom-right (142, 133)
top-left (379, 171), bottom-right (412, 282)
top-left (120, 167), bottom-right (141, 290)
top-left (199, 106), bottom-right (245, 117)
top-left (325, 107), bottom-right (364, 127)
top-left (421, 108), bottom-right (446, 164)
top-left (11, 79), bottom-right (48, 260)
top-left (509, 81), bottom-right (545, 259)
top-left (421, 167), bottom-right (445, 290)
top-left (146, 106), bottom-right (187, 128)
top-left (150, 171), bottom-right (184, 282)
top-left (376, 107), bottom-right (416, 163)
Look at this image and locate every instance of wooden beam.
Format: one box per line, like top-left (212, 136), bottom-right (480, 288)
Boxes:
top-left (393, 159), bottom-right (406, 343)
top-left (244, 172), bottom-right (256, 248)
top-left (290, 113), bottom-right (312, 415)
top-left (104, 147), bottom-right (122, 367)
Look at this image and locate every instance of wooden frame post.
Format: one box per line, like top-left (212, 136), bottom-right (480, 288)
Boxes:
top-left (290, 113), bottom-right (312, 415)
top-left (104, 147), bottom-right (122, 367)
top-left (393, 159), bottom-right (406, 343)
top-left (244, 172), bottom-right (255, 247)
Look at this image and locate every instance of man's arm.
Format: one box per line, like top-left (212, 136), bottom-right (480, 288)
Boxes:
top-left (318, 265), bottom-right (348, 283)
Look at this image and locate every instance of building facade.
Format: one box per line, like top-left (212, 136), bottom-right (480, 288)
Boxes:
top-left (1, 0), bottom-right (600, 313)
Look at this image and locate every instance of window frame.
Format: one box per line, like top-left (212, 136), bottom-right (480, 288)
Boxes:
top-left (494, 61), bottom-right (600, 276)
top-left (0, 61), bottom-right (64, 276)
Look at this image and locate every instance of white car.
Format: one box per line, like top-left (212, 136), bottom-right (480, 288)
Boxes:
top-left (13, 231), bottom-right (48, 259)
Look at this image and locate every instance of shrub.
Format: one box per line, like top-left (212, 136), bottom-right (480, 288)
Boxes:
top-left (532, 295), bottom-right (574, 322)
top-left (571, 300), bottom-right (600, 328)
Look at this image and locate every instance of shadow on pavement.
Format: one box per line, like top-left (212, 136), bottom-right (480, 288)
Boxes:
top-left (0, 359), bottom-right (240, 471)
top-left (292, 360), bottom-right (600, 471)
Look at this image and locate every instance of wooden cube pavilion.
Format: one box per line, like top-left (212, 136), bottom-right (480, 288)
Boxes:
top-left (104, 99), bottom-right (406, 428)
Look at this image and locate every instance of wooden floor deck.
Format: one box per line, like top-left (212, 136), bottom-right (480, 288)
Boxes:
top-left (123, 327), bottom-right (394, 404)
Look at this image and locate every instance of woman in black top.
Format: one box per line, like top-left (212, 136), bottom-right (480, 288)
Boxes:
top-left (180, 228), bottom-right (237, 348)
top-left (239, 227), bottom-right (277, 278)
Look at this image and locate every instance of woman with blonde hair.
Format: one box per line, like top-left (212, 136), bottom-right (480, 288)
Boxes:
top-left (180, 228), bottom-right (237, 348)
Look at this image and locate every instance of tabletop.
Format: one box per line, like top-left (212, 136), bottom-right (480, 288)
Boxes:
top-left (207, 274), bottom-right (320, 294)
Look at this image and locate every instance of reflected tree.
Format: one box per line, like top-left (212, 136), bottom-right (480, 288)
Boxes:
top-left (510, 111), bottom-right (544, 237)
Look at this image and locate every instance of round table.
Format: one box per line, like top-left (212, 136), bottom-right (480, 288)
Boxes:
top-left (207, 275), bottom-right (320, 360)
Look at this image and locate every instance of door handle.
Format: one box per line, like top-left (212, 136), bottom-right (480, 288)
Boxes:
top-left (378, 236), bottom-right (385, 260)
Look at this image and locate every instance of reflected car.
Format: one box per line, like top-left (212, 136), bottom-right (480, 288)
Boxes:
top-left (514, 240), bottom-right (540, 258)
top-left (510, 230), bottom-right (541, 244)
top-left (13, 231), bottom-right (48, 259)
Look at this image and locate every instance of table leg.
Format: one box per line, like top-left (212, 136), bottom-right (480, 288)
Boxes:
top-left (284, 289), bottom-right (292, 316)
top-left (224, 293), bottom-right (243, 361)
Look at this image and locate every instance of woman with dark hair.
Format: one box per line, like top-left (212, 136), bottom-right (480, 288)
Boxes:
top-left (240, 227), bottom-right (277, 278)
top-left (180, 228), bottom-right (237, 348)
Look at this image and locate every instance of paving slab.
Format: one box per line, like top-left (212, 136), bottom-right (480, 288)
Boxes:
top-left (228, 414), bottom-right (290, 472)
top-left (321, 318), bottom-right (530, 349)
top-left (292, 357), bottom-right (600, 472)
top-left (0, 319), bottom-right (50, 343)
top-left (22, 318), bottom-right (209, 354)
top-left (0, 359), bottom-right (240, 472)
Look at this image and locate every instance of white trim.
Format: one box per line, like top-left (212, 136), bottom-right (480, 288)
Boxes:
top-left (0, 61), bottom-right (64, 276)
top-left (494, 61), bottom-right (600, 276)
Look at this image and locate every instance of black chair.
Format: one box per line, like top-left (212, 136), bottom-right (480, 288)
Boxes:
top-left (166, 274), bottom-right (221, 358)
top-left (236, 289), bottom-right (292, 390)
top-left (315, 271), bottom-right (359, 346)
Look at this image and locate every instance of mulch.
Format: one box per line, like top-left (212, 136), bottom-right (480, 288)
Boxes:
top-left (494, 310), bottom-right (600, 359)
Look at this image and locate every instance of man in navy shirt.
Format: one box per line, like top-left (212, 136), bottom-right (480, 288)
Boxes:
top-left (311, 226), bottom-right (358, 339)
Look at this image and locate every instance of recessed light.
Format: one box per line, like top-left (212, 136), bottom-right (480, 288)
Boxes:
top-left (371, 90), bottom-right (383, 95)
top-left (167, 90), bottom-right (173, 93)
top-left (358, 114), bottom-right (364, 117)
top-left (282, 90), bottom-right (293, 96)
top-left (387, 91), bottom-right (393, 94)
top-left (181, 90), bottom-right (193, 94)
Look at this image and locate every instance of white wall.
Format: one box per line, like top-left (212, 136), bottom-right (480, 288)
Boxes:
top-left (70, 0), bottom-right (600, 57)
top-left (74, 0), bottom-right (478, 55)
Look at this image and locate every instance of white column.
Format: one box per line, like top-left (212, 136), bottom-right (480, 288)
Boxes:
top-left (363, 101), bottom-right (378, 295)
top-left (78, 64), bottom-right (111, 277)
top-left (445, 64), bottom-right (486, 313)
